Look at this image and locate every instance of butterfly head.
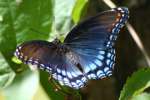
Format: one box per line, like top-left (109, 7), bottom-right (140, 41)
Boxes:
top-left (52, 38), bottom-right (61, 45)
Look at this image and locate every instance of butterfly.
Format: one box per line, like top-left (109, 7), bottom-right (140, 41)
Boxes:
top-left (14, 7), bottom-right (129, 89)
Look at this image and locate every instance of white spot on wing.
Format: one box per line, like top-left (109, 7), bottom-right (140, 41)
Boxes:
top-left (97, 70), bottom-right (105, 78)
top-left (104, 67), bottom-right (109, 73)
top-left (40, 64), bottom-right (45, 67)
top-left (84, 64), bottom-right (91, 73)
top-left (90, 74), bottom-right (97, 79)
top-left (70, 71), bottom-right (78, 77)
top-left (106, 70), bottom-right (112, 75)
top-left (97, 54), bottom-right (104, 60)
top-left (90, 63), bottom-right (97, 70)
top-left (107, 53), bottom-right (111, 58)
top-left (57, 68), bottom-right (61, 73)
top-left (67, 72), bottom-right (72, 79)
top-left (34, 61), bottom-right (39, 64)
top-left (64, 78), bottom-right (69, 82)
top-left (117, 8), bottom-right (122, 11)
top-left (99, 51), bottom-right (105, 55)
top-left (76, 80), bottom-right (83, 86)
top-left (95, 59), bottom-right (102, 66)
top-left (57, 75), bottom-right (62, 81)
top-left (81, 77), bottom-right (87, 83)
top-left (62, 70), bottom-right (66, 76)
top-left (106, 59), bottom-right (111, 65)
top-left (71, 82), bottom-right (78, 88)
top-left (18, 46), bottom-right (22, 49)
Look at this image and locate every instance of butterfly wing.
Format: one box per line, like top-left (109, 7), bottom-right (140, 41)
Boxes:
top-left (64, 7), bottom-right (129, 79)
top-left (65, 7), bottom-right (129, 49)
top-left (15, 40), bottom-right (63, 70)
top-left (15, 40), bottom-right (87, 89)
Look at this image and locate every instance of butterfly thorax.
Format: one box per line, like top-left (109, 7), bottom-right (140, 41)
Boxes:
top-left (52, 38), bottom-right (61, 44)
top-left (52, 39), bottom-right (81, 68)
top-left (52, 38), bottom-right (70, 54)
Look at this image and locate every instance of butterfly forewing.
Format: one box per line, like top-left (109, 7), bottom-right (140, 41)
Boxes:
top-left (64, 7), bottom-right (129, 80)
top-left (64, 7), bottom-right (129, 49)
top-left (15, 41), bottom-right (62, 70)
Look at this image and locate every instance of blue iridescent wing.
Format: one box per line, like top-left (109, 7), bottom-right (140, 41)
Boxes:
top-left (15, 40), bottom-right (86, 89)
top-left (64, 7), bottom-right (129, 79)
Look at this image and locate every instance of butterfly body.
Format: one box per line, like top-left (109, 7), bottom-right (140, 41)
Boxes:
top-left (14, 7), bottom-right (129, 89)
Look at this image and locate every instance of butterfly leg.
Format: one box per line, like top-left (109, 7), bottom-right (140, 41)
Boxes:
top-left (48, 76), bottom-right (62, 92)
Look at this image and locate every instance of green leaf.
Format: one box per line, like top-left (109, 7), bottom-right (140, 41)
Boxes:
top-left (132, 93), bottom-right (150, 100)
top-left (15, 0), bottom-right (53, 43)
top-left (11, 56), bottom-right (22, 64)
top-left (0, 0), bottom-right (54, 99)
top-left (3, 70), bottom-right (39, 100)
top-left (0, 53), bottom-right (15, 88)
top-left (72, 0), bottom-right (88, 23)
top-left (119, 68), bottom-right (150, 100)
top-left (51, 0), bottom-right (76, 41)
top-left (0, 0), bottom-right (18, 87)
top-left (40, 71), bottom-right (65, 100)
top-left (0, 0), bottom-right (53, 88)
top-left (0, 0), bottom-right (18, 72)
top-left (33, 84), bottom-right (50, 100)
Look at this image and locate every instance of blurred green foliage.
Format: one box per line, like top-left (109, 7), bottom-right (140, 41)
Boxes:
top-left (0, 0), bottom-right (150, 100)
top-left (0, 0), bottom-right (83, 99)
top-left (119, 68), bottom-right (150, 100)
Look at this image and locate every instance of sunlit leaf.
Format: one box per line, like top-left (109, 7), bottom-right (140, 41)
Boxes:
top-left (119, 68), bottom-right (150, 100)
top-left (131, 93), bottom-right (150, 100)
top-left (33, 84), bottom-right (50, 100)
top-left (51, 0), bottom-right (76, 41)
top-left (11, 56), bottom-right (22, 64)
top-left (3, 70), bottom-right (39, 100)
top-left (0, 53), bottom-right (15, 88)
top-left (15, 0), bottom-right (53, 43)
top-left (72, 0), bottom-right (88, 23)
top-left (0, 0), bottom-right (18, 72)
top-left (0, 0), bottom-right (54, 99)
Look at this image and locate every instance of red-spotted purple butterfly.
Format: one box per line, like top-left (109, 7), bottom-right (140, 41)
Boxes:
top-left (14, 7), bottom-right (129, 89)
